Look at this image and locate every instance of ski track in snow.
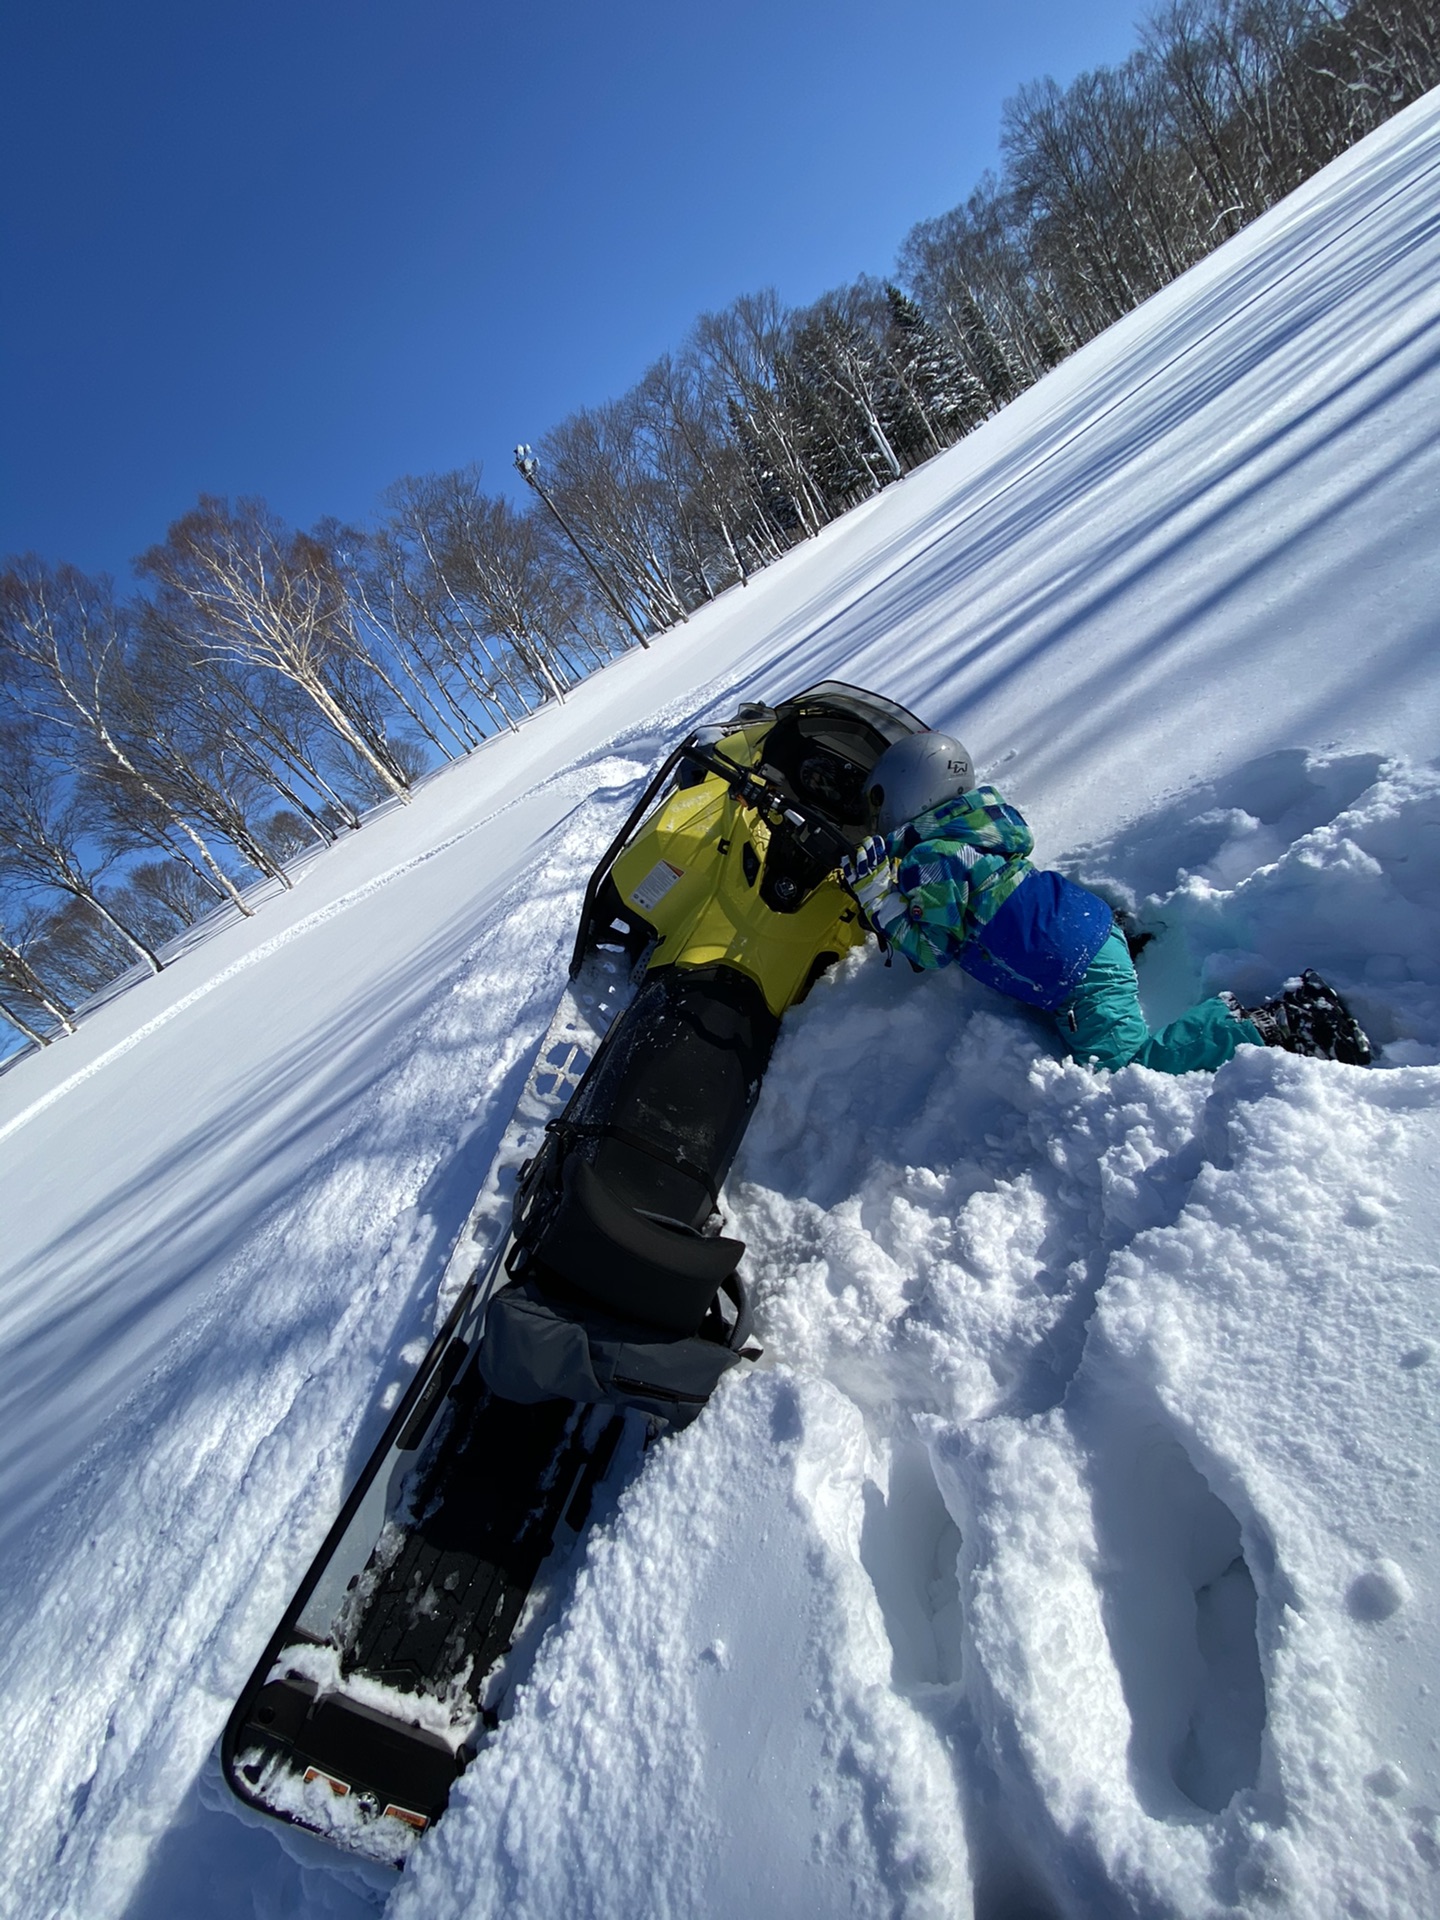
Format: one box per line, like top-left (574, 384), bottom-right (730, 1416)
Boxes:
top-left (4, 90), bottom-right (1440, 1920)
top-left (0, 751), bottom-right (651, 1153)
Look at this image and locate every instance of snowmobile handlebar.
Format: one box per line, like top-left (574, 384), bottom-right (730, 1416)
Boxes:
top-left (678, 738), bottom-right (854, 864)
top-left (569, 729), bottom-right (857, 978)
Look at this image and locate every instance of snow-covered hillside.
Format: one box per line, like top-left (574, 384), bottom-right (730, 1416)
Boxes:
top-left (4, 88), bottom-right (1440, 1920)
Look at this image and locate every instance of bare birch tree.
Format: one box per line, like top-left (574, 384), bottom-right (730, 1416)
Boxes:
top-left (0, 721), bottom-right (164, 973)
top-left (136, 497), bottom-right (414, 802)
top-left (0, 559), bottom-right (259, 914)
top-left (0, 905), bottom-right (78, 1044)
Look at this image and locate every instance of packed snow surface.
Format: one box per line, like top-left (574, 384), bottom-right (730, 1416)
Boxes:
top-left (4, 88), bottom-right (1440, 1920)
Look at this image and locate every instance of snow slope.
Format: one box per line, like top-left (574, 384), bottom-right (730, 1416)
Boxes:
top-left (4, 87), bottom-right (1440, 1920)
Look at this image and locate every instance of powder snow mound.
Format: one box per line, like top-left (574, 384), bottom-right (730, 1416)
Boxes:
top-left (931, 1047), bottom-right (1440, 1916)
top-left (1072, 752), bottom-right (1440, 1062)
top-left (5, 85), bottom-right (1440, 1920)
top-left (716, 749), bottom-right (1440, 1913)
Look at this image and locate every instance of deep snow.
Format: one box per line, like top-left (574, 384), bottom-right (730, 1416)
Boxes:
top-left (4, 87), bottom-right (1440, 1920)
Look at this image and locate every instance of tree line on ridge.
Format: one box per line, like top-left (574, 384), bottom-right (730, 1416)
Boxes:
top-left (2, 0), bottom-right (1434, 1048)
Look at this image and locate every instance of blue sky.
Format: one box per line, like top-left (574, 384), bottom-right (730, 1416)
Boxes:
top-left (2, 0), bottom-right (1146, 581)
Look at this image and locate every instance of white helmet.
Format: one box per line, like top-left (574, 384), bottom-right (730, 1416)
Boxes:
top-left (867, 731), bottom-right (975, 833)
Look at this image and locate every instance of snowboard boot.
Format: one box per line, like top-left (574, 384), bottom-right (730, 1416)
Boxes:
top-left (1225, 970), bottom-right (1373, 1065)
top-left (1114, 906), bottom-right (1156, 963)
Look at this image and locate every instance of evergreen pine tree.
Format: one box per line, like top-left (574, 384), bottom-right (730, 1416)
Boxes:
top-left (776, 316), bottom-right (882, 515)
top-left (884, 285), bottom-right (990, 456)
top-left (954, 288), bottom-right (1022, 407)
top-left (724, 397), bottom-right (805, 548)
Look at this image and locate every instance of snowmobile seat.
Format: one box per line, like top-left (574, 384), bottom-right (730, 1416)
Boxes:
top-left (561, 965), bottom-right (780, 1231)
top-left (538, 1154), bottom-right (745, 1336)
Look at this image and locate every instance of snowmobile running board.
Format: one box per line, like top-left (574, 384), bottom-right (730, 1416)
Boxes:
top-left (222, 955), bottom-right (639, 1864)
top-left (221, 682), bottom-right (927, 1866)
top-left (227, 1385), bottom-right (627, 1848)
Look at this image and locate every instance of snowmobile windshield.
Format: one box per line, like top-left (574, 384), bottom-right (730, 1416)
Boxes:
top-left (754, 682), bottom-right (928, 830)
top-left (775, 682), bottom-right (927, 747)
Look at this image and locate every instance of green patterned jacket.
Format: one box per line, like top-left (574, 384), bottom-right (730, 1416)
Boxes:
top-left (873, 787), bottom-right (1035, 970)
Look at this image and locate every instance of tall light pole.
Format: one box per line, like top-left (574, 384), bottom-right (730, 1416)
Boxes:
top-left (513, 444), bottom-right (650, 650)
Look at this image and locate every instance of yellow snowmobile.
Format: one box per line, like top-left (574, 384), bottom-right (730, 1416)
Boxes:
top-left (222, 679), bottom-right (925, 1863)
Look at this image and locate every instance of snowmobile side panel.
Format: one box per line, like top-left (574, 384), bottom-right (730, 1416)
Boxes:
top-left (608, 773), bottom-right (863, 1016)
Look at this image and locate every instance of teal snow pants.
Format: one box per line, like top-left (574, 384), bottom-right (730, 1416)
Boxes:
top-left (1054, 928), bottom-right (1264, 1074)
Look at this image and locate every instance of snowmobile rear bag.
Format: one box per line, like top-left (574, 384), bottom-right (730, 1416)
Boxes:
top-left (477, 1269), bottom-right (752, 1427)
top-left (541, 1154), bottom-right (745, 1332)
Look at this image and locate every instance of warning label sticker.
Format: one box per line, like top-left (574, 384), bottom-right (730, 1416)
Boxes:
top-left (630, 860), bottom-right (685, 911)
top-left (303, 1767), bottom-right (351, 1797)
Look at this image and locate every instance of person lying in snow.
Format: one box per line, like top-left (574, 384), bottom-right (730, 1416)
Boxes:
top-left (838, 732), bottom-right (1372, 1072)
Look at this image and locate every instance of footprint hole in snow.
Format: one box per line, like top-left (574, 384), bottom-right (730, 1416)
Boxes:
top-left (768, 1381), bottom-right (803, 1445)
top-left (857, 1443), bottom-right (965, 1689)
top-left (1171, 1550), bottom-right (1264, 1815)
top-left (1410, 1810), bottom-right (1440, 1870)
top-left (971, 1852), bottom-right (1063, 1920)
top-left (1089, 1425), bottom-right (1266, 1817)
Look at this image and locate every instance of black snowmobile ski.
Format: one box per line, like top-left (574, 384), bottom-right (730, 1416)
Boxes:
top-left (222, 682), bottom-right (926, 1865)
